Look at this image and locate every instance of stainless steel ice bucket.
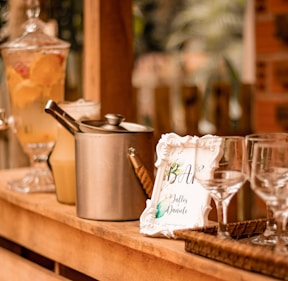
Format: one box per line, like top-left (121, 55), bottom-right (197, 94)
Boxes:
top-left (45, 100), bottom-right (154, 221)
top-left (75, 130), bottom-right (154, 221)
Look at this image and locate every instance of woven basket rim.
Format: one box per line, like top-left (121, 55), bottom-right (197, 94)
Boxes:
top-left (174, 218), bottom-right (288, 280)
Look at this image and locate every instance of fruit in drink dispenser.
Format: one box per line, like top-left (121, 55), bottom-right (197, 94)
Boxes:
top-left (5, 52), bottom-right (65, 107)
top-left (4, 50), bottom-right (67, 145)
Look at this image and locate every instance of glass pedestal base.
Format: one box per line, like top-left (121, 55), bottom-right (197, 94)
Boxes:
top-left (8, 167), bottom-right (55, 193)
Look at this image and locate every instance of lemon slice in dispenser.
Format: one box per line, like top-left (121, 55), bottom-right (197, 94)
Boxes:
top-left (11, 80), bottom-right (41, 108)
top-left (30, 53), bottom-right (63, 86)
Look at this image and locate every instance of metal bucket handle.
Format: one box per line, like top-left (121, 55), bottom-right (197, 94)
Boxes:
top-left (128, 147), bottom-right (154, 199)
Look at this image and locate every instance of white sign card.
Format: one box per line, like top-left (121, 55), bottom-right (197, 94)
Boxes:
top-left (140, 133), bottom-right (213, 238)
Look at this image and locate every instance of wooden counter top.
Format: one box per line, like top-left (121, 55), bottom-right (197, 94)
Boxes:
top-left (0, 168), bottom-right (278, 281)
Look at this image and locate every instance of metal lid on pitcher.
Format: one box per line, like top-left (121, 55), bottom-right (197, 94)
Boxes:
top-left (80, 113), bottom-right (154, 134)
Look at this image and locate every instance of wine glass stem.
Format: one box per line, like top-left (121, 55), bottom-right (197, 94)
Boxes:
top-left (266, 204), bottom-right (277, 233)
top-left (275, 214), bottom-right (287, 255)
top-left (31, 158), bottom-right (48, 171)
top-left (214, 199), bottom-right (230, 239)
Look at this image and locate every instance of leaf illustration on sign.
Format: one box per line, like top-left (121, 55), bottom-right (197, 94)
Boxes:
top-left (156, 195), bottom-right (172, 218)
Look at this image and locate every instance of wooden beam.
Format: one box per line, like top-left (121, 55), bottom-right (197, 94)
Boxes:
top-left (83, 0), bottom-right (100, 103)
top-left (83, 0), bottom-right (134, 121)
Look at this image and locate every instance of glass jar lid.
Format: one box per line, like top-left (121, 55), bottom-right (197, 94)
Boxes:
top-left (1, 0), bottom-right (70, 51)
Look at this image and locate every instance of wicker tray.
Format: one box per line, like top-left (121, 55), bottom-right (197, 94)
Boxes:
top-left (174, 218), bottom-right (288, 280)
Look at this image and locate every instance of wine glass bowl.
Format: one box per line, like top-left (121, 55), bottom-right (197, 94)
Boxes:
top-left (199, 170), bottom-right (244, 202)
top-left (245, 133), bottom-right (288, 178)
top-left (195, 136), bottom-right (246, 239)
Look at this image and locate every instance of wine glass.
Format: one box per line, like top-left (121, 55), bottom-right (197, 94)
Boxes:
top-left (245, 133), bottom-right (288, 245)
top-left (195, 136), bottom-right (247, 239)
top-left (0, 0), bottom-right (69, 192)
top-left (251, 142), bottom-right (288, 255)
